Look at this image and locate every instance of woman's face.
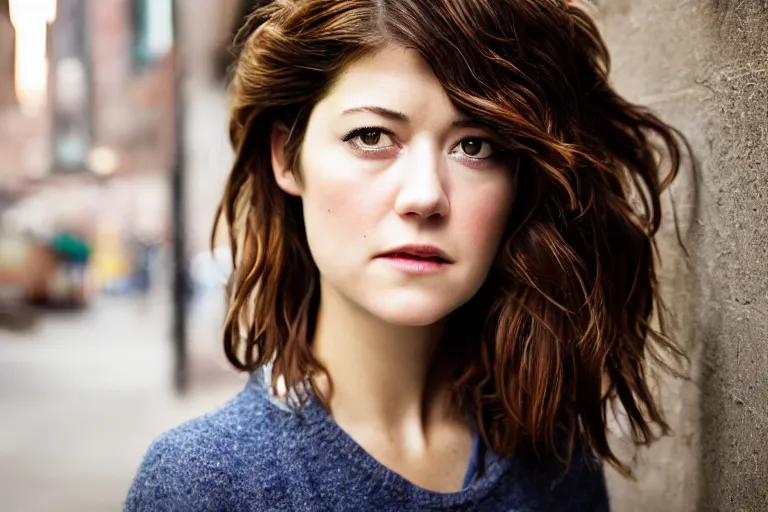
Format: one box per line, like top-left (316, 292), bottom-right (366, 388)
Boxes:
top-left (272, 46), bottom-right (515, 326)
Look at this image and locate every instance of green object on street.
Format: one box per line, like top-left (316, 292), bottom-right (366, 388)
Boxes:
top-left (52, 232), bottom-right (91, 263)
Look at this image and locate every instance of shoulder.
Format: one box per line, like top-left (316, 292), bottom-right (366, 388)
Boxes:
top-left (124, 383), bottom-right (296, 511)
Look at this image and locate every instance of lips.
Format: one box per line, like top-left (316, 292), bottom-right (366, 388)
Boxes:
top-left (375, 244), bottom-right (453, 264)
top-left (389, 252), bottom-right (446, 262)
top-left (375, 245), bottom-right (451, 274)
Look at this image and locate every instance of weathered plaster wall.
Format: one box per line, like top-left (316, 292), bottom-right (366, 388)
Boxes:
top-left (596, 1), bottom-right (767, 511)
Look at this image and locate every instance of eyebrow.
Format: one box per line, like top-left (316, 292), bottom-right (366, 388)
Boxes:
top-left (341, 106), bottom-right (410, 122)
top-left (341, 106), bottom-right (488, 130)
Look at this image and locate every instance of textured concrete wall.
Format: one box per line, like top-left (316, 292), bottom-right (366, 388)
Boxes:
top-left (596, 1), bottom-right (768, 511)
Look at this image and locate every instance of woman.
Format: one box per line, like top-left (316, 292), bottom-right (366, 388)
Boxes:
top-left (126, 0), bottom-right (687, 510)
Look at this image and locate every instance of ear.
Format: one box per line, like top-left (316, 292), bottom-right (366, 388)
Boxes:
top-left (271, 123), bottom-right (301, 196)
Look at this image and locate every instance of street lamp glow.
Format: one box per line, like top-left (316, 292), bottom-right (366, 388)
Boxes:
top-left (9, 0), bottom-right (58, 114)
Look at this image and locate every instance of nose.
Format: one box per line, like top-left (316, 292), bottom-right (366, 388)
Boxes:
top-left (393, 144), bottom-right (449, 220)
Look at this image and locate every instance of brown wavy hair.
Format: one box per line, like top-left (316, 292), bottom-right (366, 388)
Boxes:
top-left (214, 0), bottom-right (689, 475)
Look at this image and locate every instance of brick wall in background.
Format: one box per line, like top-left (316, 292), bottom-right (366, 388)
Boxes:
top-left (89, 0), bottom-right (175, 176)
top-left (597, 1), bottom-right (768, 511)
top-left (0, 0), bottom-right (175, 191)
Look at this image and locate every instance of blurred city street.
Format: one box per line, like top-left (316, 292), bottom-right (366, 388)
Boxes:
top-left (0, 288), bottom-right (246, 512)
top-left (0, 1), bottom-right (253, 510)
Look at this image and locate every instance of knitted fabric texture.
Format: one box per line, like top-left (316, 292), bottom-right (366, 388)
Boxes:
top-left (125, 372), bottom-right (609, 511)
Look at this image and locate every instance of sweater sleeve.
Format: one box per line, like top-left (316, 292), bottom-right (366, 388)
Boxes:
top-left (124, 430), bottom-right (230, 512)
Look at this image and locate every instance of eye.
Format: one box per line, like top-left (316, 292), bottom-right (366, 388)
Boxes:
top-left (452, 138), bottom-right (495, 159)
top-left (451, 138), bottom-right (496, 160)
top-left (342, 128), bottom-right (396, 151)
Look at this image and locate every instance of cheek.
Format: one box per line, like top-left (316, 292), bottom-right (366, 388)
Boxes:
top-left (457, 181), bottom-right (514, 251)
top-left (299, 167), bottom-right (380, 253)
top-left (308, 189), bottom-right (368, 235)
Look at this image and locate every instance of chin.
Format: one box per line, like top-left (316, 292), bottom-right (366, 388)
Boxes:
top-left (365, 294), bottom-right (464, 327)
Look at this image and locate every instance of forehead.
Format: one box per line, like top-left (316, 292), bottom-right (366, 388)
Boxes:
top-left (317, 45), bottom-right (460, 121)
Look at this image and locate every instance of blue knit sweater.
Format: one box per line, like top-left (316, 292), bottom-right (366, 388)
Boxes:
top-left (125, 371), bottom-right (610, 511)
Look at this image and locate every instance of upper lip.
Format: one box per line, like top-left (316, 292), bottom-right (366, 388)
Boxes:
top-left (375, 244), bottom-right (453, 263)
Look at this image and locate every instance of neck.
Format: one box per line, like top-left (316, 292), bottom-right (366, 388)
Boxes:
top-left (311, 283), bottom-right (459, 434)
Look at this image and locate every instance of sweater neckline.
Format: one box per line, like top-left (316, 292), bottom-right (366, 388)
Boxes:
top-left (248, 370), bottom-right (513, 508)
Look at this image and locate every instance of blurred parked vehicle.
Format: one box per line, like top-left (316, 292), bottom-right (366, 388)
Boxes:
top-left (26, 230), bottom-right (92, 309)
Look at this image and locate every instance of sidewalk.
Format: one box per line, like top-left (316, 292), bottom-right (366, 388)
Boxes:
top-left (0, 292), bottom-right (246, 512)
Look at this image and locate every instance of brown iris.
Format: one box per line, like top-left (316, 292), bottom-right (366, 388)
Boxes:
top-left (461, 139), bottom-right (484, 156)
top-left (360, 130), bottom-right (382, 146)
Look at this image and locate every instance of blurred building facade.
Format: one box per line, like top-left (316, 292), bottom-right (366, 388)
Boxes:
top-left (0, 0), bottom-right (176, 236)
top-left (0, 3), bottom-right (245, 507)
top-left (0, 0), bottom-right (243, 307)
top-left (0, 1), bottom-right (49, 193)
top-left (174, 0), bottom-right (238, 254)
